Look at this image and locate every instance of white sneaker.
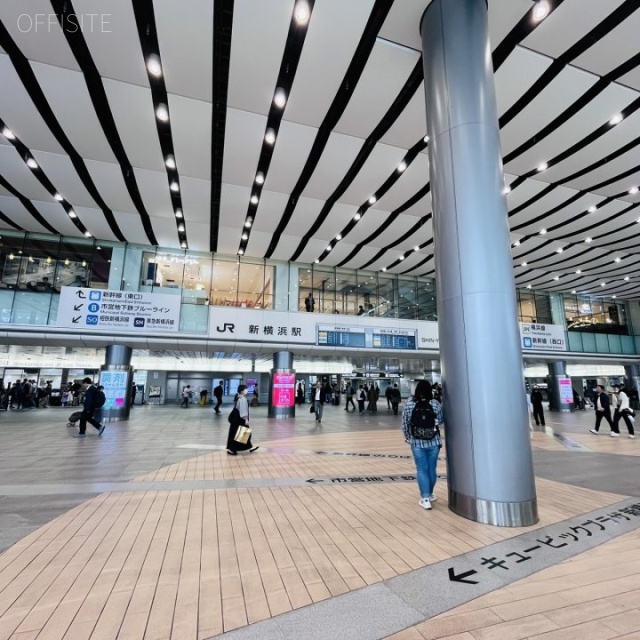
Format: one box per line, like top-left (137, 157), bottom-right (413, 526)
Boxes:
top-left (610, 432), bottom-right (621, 437)
top-left (589, 429), bottom-right (599, 435)
top-left (429, 495), bottom-right (438, 503)
top-left (630, 435), bottom-right (636, 439)
top-left (419, 498), bottom-right (432, 510)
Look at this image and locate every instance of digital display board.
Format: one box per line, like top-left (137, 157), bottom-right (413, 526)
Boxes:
top-left (318, 329), bottom-right (366, 347)
top-left (317, 325), bottom-right (416, 350)
top-left (373, 333), bottom-right (417, 349)
top-left (272, 372), bottom-right (296, 408)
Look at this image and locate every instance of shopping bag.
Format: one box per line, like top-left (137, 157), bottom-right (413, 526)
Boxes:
top-left (234, 426), bottom-right (251, 444)
top-left (309, 404), bottom-right (315, 413)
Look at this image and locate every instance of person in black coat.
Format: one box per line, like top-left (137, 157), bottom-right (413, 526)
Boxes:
top-left (76, 377), bottom-right (105, 437)
top-left (213, 380), bottom-right (224, 414)
top-left (590, 385), bottom-right (617, 435)
top-left (530, 387), bottom-right (545, 427)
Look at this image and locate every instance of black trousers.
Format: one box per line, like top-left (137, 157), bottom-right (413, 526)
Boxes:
top-left (532, 404), bottom-right (545, 426)
top-left (613, 410), bottom-right (634, 435)
top-left (594, 409), bottom-right (615, 432)
top-left (79, 410), bottom-right (101, 434)
top-left (345, 396), bottom-right (356, 411)
top-left (214, 396), bottom-right (222, 413)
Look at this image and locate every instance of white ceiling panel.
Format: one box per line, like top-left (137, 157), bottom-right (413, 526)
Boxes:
top-left (168, 94), bottom-right (212, 181)
top-left (314, 202), bottom-right (366, 243)
top-left (131, 167), bottom-right (174, 219)
top-left (619, 66), bottom-right (640, 92)
top-left (0, 54), bottom-right (65, 155)
top-left (0, 195), bottom-right (51, 234)
top-left (183, 221), bottom-right (210, 252)
top-left (335, 39), bottom-right (420, 140)
top-left (180, 176), bottom-right (211, 225)
top-left (488, 0), bottom-right (531, 52)
top-left (245, 230), bottom-right (273, 258)
top-left (302, 131), bottom-right (364, 201)
top-left (265, 120), bottom-right (318, 195)
top-left (279, 195), bottom-right (325, 237)
top-left (373, 153), bottom-right (429, 212)
top-left (573, 10), bottom-right (640, 78)
top-left (341, 244), bottom-right (381, 270)
top-left (318, 240), bottom-right (356, 267)
top-left (83, 158), bottom-right (137, 213)
top-left (216, 225), bottom-right (243, 256)
top-left (378, 0), bottom-right (430, 52)
top-left (74, 206), bottom-right (120, 242)
top-left (149, 216), bottom-right (179, 249)
top-left (31, 200), bottom-right (85, 238)
top-left (30, 61), bottom-right (116, 164)
top-left (251, 189), bottom-right (290, 233)
top-left (80, 0), bottom-right (149, 87)
top-left (154, 0), bottom-right (213, 102)
top-left (286, 0), bottom-right (376, 128)
top-left (296, 238), bottom-right (332, 265)
top-left (522, 0), bottom-right (627, 59)
top-left (0, 146), bottom-right (54, 202)
top-left (102, 78), bottom-right (164, 171)
top-left (112, 210), bottom-right (152, 245)
top-left (342, 208), bottom-right (394, 247)
top-left (591, 172), bottom-right (640, 199)
top-left (219, 183), bottom-right (250, 229)
top-left (339, 142), bottom-right (406, 206)
top-left (378, 84), bottom-right (427, 150)
top-left (505, 178), bottom-right (554, 211)
top-left (510, 193), bottom-right (600, 232)
top-left (227, 0), bottom-right (292, 115)
top-left (222, 108), bottom-right (267, 187)
top-left (31, 150), bottom-right (99, 209)
top-left (266, 233), bottom-right (301, 262)
top-left (500, 66), bottom-right (599, 159)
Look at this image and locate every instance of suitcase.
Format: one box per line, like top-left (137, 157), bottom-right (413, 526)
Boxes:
top-left (67, 411), bottom-right (83, 427)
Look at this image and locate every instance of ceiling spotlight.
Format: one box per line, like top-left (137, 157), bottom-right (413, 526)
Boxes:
top-left (68, 210), bottom-right (77, 218)
top-left (336, 234), bottom-right (342, 240)
top-left (250, 195), bottom-right (259, 205)
top-left (539, 229), bottom-right (547, 235)
top-left (537, 162), bottom-right (548, 172)
top-left (255, 172), bottom-right (265, 185)
top-left (244, 220), bottom-right (252, 228)
top-left (273, 88), bottom-right (287, 109)
top-left (175, 209), bottom-right (183, 218)
top-left (553, 276), bottom-right (560, 281)
top-left (242, 233), bottom-right (248, 240)
top-left (533, 0), bottom-right (551, 22)
top-left (397, 161), bottom-right (407, 173)
top-left (354, 213), bottom-right (361, 221)
top-left (600, 282), bottom-right (606, 287)
top-left (630, 186), bottom-right (639, 194)
top-left (182, 242), bottom-right (188, 249)
top-left (155, 103), bottom-right (169, 122)
top-left (26, 157), bottom-right (38, 169)
top-left (170, 181), bottom-right (180, 192)
top-left (2, 127), bottom-right (15, 140)
top-left (54, 193), bottom-right (63, 201)
top-left (84, 231), bottom-right (92, 237)
top-left (585, 237), bottom-right (592, 243)
top-left (326, 245), bottom-right (332, 252)
top-left (521, 262), bottom-right (527, 267)
top-left (414, 246), bottom-right (420, 252)
top-left (527, 285), bottom-right (532, 289)
top-left (238, 249), bottom-right (244, 255)
top-left (615, 257), bottom-right (622, 263)
top-left (315, 259), bottom-right (320, 264)
top-left (588, 206), bottom-right (597, 213)
top-left (265, 128), bottom-right (276, 145)
top-left (178, 224), bottom-right (185, 232)
top-left (294, 0), bottom-right (311, 25)
top-left (368, 196), bottom-right (377, 205)
top-left (382, 267), bottom-right (387, 272)
top-left (609, 113), bottom-right (623, 125)
top-left (502, 186), bottom-right (511, 195)
top-left (399, 255), bottom-right (405, 260)
top-left (165, 155), bottom-right (176, 169)
top-left (612, 295), bottom-right (617, 299)
top-left (571, 290), bottom-right (577, 294)
top-left (624, 276), bottom-right (630, 281)
top-left (576, 270), bottom-right (582, 274)
top-left (146, 54), bottom-right (162, 77)
top-left (513, 240), bottom-right (520, 247)
top-left (556, 248), bottom-right (563, 253)
top-left (423, 135), bottom-right (429, 143)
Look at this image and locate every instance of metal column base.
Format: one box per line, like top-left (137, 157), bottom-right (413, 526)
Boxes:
top-left (449, 489), bottom-right (538, 527)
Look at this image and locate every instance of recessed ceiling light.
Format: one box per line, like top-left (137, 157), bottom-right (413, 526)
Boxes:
top-left (624, 276), bottom-right (630, 281)
top-left (182, 242), bottom-right (187, 249)
top-left (537, 162), bottom-right (548, 172)
top-left (588, 206), bottom-right (597, 213)
top-left (156, 104), bottom-right (169, 122)
top-left (553, 276), bottom-right (559, 281)
top-left (315, 259), bottom-right (320, 264)
top-left (382, 267), bottom-right (387, 272)
top-left (250, 195), bottom-right (259, 205)
top-left (423, 135), bottom-right (429, 143)
top-left (245, 220), bottom-right (252, 228)
top-left (502, 186), bottom-right (511, 195)
top-left (539, 229), bottom-right (547, 235)
top-left (255, 172), bottom-right (265, 185)
top-left (26, 157), bottom-right (38, 169)
top-left (294, 1), bottom-right (311, 25)
top-left (576, 270), bottom-right (582, 274)
top-left (556, 247), bottom-right (563, 253)
top-left (273, 88), bottom-right (287, 108)
top-left (326, 245), bottom-right (332, 252)
top-left (397, 161), bottom-right (407, 173)
top-left (165, 155), bottom-right (176, 169)
top-left (54, 193), bottom-right (63, 201)
top-left (265, 128), bottom-right (276, 145)
top-left (527, 285), bottom-right (532, 289)
top-left (146, 55), bottom-right (162, 77)
top-left (238, 249), bottom-right (244, 255)
top-left (521, 262), bottom-right (527, 267)
top-left (175, 209), bottom-right (183, 218)
top-left (609, 113), bottom-right (623, 125)
top-left (178, 224), bottom-right (185, 232)
top-left (533, 0), bottom-right (551, 22)
top-left (600, 282), bottom-right (606, 287)
top-left (612, 295), bottom-right (617, 299)
top-left (630, 186), bottom-right (639, 195)
top-left (354, 213), bottom-right (361, 221)
top-left (68, 210), bottom-right (77, 218)
top-left (2, 127), bottom-right (15, 140)
top-left (571, 290), bottom-right (577, 294)
top-left (399, 255), bottom-right (405, 260)
top-left (585, 237), bottom-right (592, 243)
top-left (513, 240), bottom-right (520, 247)
top-left (368, 196), bottom-right (377, 205)
top-left (614, 257), bottom-right (621, 263)
top-left (84, 231), bottom-right (92, 237)
top-left (170, 181), bottom-right (179, 192)
top-left (336, 234), bottom-right (342, 240)
top-left (242, 233), bottom-right (248, 240)
top-left (414, 246), bottom-right (419, 252)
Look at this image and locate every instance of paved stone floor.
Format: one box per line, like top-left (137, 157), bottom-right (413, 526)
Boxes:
top-left (0, 402), bottom-right (638, 639)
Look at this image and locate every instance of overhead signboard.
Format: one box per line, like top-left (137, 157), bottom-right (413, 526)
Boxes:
top-left (318, 325), bottom-right (417, 350)
top-left (57, 287), bottom-right (181, 333)
top-left (519, 323), bottom-right (567, 351)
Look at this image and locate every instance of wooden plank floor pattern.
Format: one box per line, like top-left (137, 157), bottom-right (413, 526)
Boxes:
top-left (0, 425), bottom-right (629, 640)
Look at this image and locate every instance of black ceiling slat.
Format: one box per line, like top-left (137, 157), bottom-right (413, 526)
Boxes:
top-left (0, 19), bottom-right (126, 243)
top-left (510, 192), bottom-right (584, 231)
top-left (50, 0), bottom-right (158, 247)
top-left (358, 217), bottom-right (429, 270)
top-left (264, 0), bottom-right (395, 259)
top-left (508, 185), bottom-right (556, 217)
top-left (0, 173), bottom-right (60, 235)
top-left (499, 0), bottom-right (640, 129)
top-left (0, 208), bottom-right (23, 231)
top-left (209, 0), bottom-right (234, 253)
top-left (289, 59), bottom-right (424, 262)
top-left (552, 202), bottom-right (640, 241)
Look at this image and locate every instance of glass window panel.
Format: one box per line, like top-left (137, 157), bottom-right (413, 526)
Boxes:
top-left (312, 266), bottom-right (335, 314)
top-left (335, 269), bottom-right (358, 315)
top-left (377, 274), bottom-right (397, 318)
top-left (211, 258), bottom-right (238, 306)
top-left (534, 293), bottom-right (552, 323)
top-left (238, 260), bottom-right (267, 309)
top-left (0, 290), bottom-right (14, 323)
top-left (359, 271), bottom-right (378, 316)
top-left (415, 278), bottom-right (436, 321)
top-left (11, 291), bottom-right (52, 325)
top-left (398, 277), bottom-right (417, 319)
top-left (298, 266), bottom-right (313, 311)
top-left (518, 291), bottom-right (536, 323)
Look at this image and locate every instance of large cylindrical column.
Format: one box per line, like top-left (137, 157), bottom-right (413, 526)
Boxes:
top-left (269, 351), bottom-right (296, 419)
top-left (421, 0), bottom-right (537, 526)
top-left (100, 344), bottom-right (133, 421)
top-left (548, 361), bottom-right (572, 412)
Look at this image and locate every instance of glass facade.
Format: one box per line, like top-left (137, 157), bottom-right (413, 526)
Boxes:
top-left (0, 230), bottom-right (638, 355)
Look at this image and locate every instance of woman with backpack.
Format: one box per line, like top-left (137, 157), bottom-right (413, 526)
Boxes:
top-left (226, 384), bottom-right (259, 455)
top-left (402, 380), bottom-right (443, 511)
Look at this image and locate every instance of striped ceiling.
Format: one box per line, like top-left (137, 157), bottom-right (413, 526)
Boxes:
top-left (1, 0), bottom-right (640, 299)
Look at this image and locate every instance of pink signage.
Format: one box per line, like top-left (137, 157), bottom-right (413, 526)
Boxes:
top-left (272, 372), bottom-right (296, 408)
top-left (559, 378), bottom-right (574, 404)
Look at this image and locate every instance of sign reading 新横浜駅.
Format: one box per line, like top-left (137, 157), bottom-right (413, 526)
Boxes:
top-left (56, 287), bottom-right (181, 332)
top-left (519, 322), bottom-right (566, 351)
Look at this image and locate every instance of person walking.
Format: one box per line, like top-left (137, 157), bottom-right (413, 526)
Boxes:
top-left (180, 385), bottom-right (191, 408)
top-left (296, 382), bottom-right (305, 405)
top-left (590, 385), bottom-right (618, 436)
top-left (390, 383), bottom-right (401, 415)
top-left (367, 384), bottom-right (377, 414)
top-left (213, 380), bottom-right (224, 414)
top-left (357, 385), bottom-right (366, 414)
top-left (304, 292), bottom-right (315, 312)
top-left (75, 377), bottom-right (105, 438)
top-left (402, 380), bottom-right (443, 510)
top-left (385, 384), bottom-right (393, 410)
top-left (612, 385), bottom-right (635, 438)
top-left (226, 384), bottom-right (259, 455)
top-left (531, 386), bottom-right (545, 427)
top-left (344, 382), bottom-right (356, 412)
top-left (313, 380), bottom-right (327, 423)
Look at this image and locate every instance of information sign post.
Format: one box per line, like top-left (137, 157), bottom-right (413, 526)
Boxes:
top-left (269, 352), bottom-right (295, 419)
